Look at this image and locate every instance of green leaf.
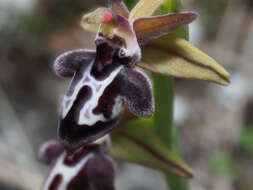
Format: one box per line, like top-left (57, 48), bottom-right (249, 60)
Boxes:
top-left (139, 33), bottom-right (230, 85)
top-left (109, 119), bottom-right (193, 178)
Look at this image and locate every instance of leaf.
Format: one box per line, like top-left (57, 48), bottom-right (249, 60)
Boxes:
top-left (109, 119), bottom-right (193, 178)
top-left (129, 0), bottom-right (165, 22)
top-left (134, 12), bottom-right (198, 44)
top-left (139, 34), bottom-right (230, 85)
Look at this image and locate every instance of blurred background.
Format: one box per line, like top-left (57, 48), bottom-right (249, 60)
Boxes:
top-left (0, 0), bottom-right (253, 189)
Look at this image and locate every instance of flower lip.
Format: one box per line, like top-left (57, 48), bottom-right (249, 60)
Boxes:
top-left (40, 139), bottom-right (116, 190)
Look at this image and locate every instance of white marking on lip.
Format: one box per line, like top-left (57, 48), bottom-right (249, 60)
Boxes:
top-left (43, 152), bottom-right (94, 190)
top-left (61, 61), bottom-right (123, 126)
top-left (111, 96), bottom-right (124, 119)
top-left (78, 65), bottom-right (123, 125)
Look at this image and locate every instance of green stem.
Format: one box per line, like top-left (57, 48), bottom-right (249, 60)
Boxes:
top-left (125, 0), bottom-right (189, 189)
top-left (153, 75), bottom-right (174, 147)
top-left (152, 74), bottom-right (188, 190)
top-left (165, 127), bottom-right (188, 190)
top-left (153, 0), bottom-right (189, 189)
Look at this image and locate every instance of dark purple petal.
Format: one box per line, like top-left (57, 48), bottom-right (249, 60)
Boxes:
top-left (53, 49), bottom-right (96, 78)
top-left (42, 143), bottom-right (116, 190)
top-left (117, 68), bottom-right (154, 117)
top-left (38, 140), bottom-right (64, 165)
top-left (108, 0), bottom-right (129, 19)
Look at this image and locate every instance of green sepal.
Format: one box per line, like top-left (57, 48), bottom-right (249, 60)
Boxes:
top-left (109, 118), bottom-right (193, 178)
top-left (81, 7), bottom-right (109, 33)
top-left (139, 33), bottom-right (230, 85)
top-left (129, 0), bottom-right (165, 22)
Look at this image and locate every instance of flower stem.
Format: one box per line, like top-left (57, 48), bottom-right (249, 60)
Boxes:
top-left (125, 0), bottom-right (190, 189)
top-left (153, 0), bottom-right (189, 189)
top-left (152, 74), bottom-right (188, 190)
top-left (152, 75), bottom-right (174, 147)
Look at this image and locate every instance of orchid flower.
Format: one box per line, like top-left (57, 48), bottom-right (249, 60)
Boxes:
top-left (40, 1), bottom-right (231, 189)
top-left (54, 0), bottom-right (229, 151)
top-left (39, 136), bottom-right (116, 190)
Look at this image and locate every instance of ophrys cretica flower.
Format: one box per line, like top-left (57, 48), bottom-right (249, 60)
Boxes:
top-left (54, 0), bottom-right (228, 151)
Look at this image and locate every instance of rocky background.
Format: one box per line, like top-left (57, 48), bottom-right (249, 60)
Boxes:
top-left (0, 0), bottom-right (253, 189)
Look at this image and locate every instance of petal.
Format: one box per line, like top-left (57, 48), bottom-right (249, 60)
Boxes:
top-left (108, 0), bottom-right (129, 19)
top-left (129, 0), bottom-right (165, 22)
top-left (110, 118), bottom-right (193, 178)
top-left (38, 140), bottom-right (64, 165)
top-left (134, 12), bottom-right (199, 44)
top-left (117, 68), bottom-right (154, 117)
top-left (54, 49), bottom-right (96, 78)
top-left (139, 34), bottom-right (230, 85)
